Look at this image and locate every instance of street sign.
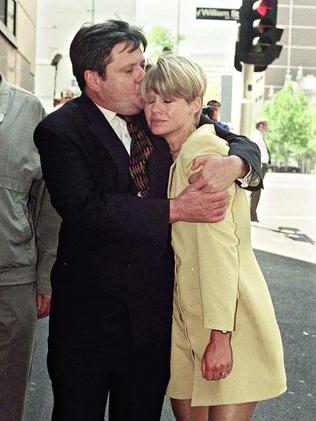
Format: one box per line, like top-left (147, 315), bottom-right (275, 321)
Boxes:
top-left (196, 7), bottom-right (239, 21)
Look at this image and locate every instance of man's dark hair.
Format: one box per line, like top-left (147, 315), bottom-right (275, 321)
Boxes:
top-left (255, 119), bottom-right (268, 129)
top-left (207, 99), bottom-right (221, 108)
top-left (70, 20), bottom-right (147, 91)
top-left (162, 46), bottom-right (173, 53)
top-left (204, 100), bottom-right (221, 120)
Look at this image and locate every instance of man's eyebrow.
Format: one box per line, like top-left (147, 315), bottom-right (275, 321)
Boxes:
top-left (119, 63), bottom-right (132, 69)
top-left (119, 59), bottom-right (145, 71)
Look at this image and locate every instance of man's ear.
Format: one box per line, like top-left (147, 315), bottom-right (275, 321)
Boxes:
top-left (84, 70), bottom-right (101, 92)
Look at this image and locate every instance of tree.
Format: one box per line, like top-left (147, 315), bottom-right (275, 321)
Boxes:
top-left (304, 103), bottom-right (316, 172)
top-left (146, 26), bottom-right (184, 61)
top-left (263, 84), bottom-right (313, 170)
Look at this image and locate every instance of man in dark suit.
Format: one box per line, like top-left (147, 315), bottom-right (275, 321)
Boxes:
top-left (34, 20), bottom-right (262, 421)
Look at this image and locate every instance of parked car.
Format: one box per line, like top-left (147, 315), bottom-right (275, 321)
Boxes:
top-left (267, 162), bottom-right (279, 172)
top-left (278, 164), bottom-right (301, 173)
top-left (268, 159), bottom-right (302, 173)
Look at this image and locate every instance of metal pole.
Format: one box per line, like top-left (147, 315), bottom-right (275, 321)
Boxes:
top-left (239, 63), bottom-right (254, 137)
top-left (91, 0), bottom-right (95, 23)
top-left (176, 0), bottom-right (181, 53)
top-left (53, 65), bottom-right (58, 103)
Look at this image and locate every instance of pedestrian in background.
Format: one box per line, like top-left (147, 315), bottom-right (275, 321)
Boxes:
top-left (54, 89), bottom-right (74, 109)
top-left (250, 119), bottom-right (271, 222)
top-left (205, 99), bottom-right (230, 131)
top-left (0, 73), bottom-right (60, 421)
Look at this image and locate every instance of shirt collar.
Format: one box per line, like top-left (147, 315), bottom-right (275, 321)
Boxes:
top-left (94, 103), bottom-right (119, 124)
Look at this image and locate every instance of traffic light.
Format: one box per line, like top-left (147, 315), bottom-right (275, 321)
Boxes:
top-left (235, 0), bottom-right (283, 72)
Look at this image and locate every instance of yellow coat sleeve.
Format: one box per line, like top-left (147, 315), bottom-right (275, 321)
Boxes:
top-left (179, 126), bottom-right (240, 331)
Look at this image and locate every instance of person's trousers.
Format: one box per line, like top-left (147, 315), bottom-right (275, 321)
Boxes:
top-left (0, 283), bottom-right (37, 421)
top-left (48, 338), bottom-right (171, 421)
top-left (250, 163), bottom-right (268, 221)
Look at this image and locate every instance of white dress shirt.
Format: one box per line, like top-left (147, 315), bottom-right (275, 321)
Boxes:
top-left (251, 129), bottom-right (270, 165)
top-left (95, 104), bottom-right (132, 155)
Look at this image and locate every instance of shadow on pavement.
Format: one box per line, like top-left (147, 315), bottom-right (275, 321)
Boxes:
top-left (254, 225), bottom-right (315, 246)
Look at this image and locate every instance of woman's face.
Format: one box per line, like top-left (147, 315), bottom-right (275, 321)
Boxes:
top-left (144, 90), bottom-right (199, 139)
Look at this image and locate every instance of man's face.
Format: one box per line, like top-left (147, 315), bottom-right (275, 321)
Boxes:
top-left (260, 122), bottom-right (268, 133)
top-left (91, 42), bottom-right (146, 115)
top-left (212, 106), bottom-right (220, 121)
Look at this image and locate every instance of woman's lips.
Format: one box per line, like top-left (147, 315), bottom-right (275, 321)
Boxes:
top-left (151, 119), bottom-right (165, 124)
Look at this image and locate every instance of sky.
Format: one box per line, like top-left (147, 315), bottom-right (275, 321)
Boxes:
top-left (36, 0), bottom-right (242, 60)
top-left (35, 0), bottom-right (243, 116)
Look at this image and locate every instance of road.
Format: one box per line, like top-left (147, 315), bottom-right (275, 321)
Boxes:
top-left (24, 173), bottom-right (316, 421)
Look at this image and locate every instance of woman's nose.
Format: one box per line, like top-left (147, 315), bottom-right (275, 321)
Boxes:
top-left (151, 102), bottom-right (162, 114)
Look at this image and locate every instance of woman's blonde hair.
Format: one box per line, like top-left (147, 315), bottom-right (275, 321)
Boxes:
top-left (141, 54), bottom-right (207, 125)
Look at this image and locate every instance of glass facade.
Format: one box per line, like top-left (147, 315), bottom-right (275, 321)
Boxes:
top-left (264, 0), bottom-right (316, 98)
top-left (0, 0), bottom-right (16, 35)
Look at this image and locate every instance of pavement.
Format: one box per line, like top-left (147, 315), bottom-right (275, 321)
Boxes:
top-left (24, 173), bottom-right (316, 421)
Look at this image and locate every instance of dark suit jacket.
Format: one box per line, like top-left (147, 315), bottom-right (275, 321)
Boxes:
top-left (199, 113), bottom-right (263, 189)
top-left (34, 94), bottom-right (174, 350)
top-left (34, 94), bottom-right (262, 351)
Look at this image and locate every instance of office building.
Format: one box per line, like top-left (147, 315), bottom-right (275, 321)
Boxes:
top-left (0, 0), bottom-right (38, 91)
top-left (265, 0), bottom-right (316, 98)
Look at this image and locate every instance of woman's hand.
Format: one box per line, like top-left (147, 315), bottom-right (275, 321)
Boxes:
top-left (201, 330), bottom-right (232, 381)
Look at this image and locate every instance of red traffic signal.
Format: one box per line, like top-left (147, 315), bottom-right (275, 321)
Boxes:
top-left (254, 0), bottom-right (273, 16)
top-left (235, 0), bottom-right (283, 72)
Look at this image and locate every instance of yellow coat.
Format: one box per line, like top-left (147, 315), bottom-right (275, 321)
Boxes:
top-left (166, 125), bottom-right (287, 406)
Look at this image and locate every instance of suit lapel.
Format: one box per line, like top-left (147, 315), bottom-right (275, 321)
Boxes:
top-left (147, 136), bottom-right (171, 197)
top-left (167, 161), bottom-right (176, 198)
top-left (77, 95), bottom-right (130, 192)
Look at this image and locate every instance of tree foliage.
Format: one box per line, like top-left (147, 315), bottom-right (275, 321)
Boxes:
top-left (308, 104), bottom-right (316, 154)
top-left (146, 26), bottom-right (184, 61)
top-left (263, 84), bottom-right (314, 165)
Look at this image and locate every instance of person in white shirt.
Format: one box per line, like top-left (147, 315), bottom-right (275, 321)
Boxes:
top-left (250, 119), bottom-right (271, 222)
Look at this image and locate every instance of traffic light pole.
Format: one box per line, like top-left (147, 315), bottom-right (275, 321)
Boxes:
top-left (239, 63), bottom-right (254, 137)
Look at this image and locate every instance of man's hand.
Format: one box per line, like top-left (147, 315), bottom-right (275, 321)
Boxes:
top-left (169, 176), bottom-right (229, 223)
top-left (189, 155), bottom-right (249, 192)
top-left (201, 330), bottom-right (232, 381)
top-left (36, 293), bottom-right (51, 319)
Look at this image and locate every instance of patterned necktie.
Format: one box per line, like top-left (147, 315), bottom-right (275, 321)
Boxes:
top-left (119, 115), bottom-right (154, 198)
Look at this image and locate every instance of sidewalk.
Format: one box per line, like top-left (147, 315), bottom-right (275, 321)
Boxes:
top-left (25, 174), bottom-right (316, 420)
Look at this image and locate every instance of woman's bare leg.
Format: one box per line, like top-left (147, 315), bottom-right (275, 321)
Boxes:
top-left (170, 398), bottom-right (209, 421)
top-left (209, 402), bottom-right (257, 421)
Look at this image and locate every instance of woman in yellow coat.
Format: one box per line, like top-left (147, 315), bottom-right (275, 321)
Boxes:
top-left (142, 55), bottom-right (287, 421)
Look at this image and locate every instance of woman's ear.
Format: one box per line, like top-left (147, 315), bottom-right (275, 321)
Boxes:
top-left (191, 96), bottom-right (202, 114)
top-left (84, 70), bottom-right (101, 92)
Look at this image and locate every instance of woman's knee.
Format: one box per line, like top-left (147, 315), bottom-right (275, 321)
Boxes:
top-left (210, 402), bottom-right (257, 421)
top-left (170, 398), bottom-right (209, 421)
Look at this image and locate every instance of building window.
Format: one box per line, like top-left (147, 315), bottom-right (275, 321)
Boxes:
top-left (0, 0), bottom-right (16, 35)
top-left (0, 2), bottom-right (5, 24)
